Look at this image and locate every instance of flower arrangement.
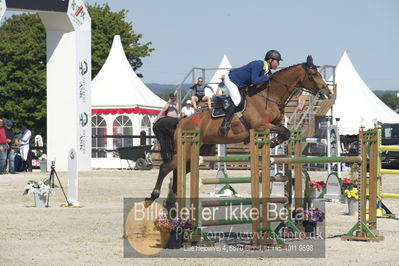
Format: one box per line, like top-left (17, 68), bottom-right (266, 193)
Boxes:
top-left (309, 180), bottom-right (326, 191)
top-left (153, 215), bottom-right (193, 233)
top-left (344, 187), bottom-right (359, 200)
top-left (23, 179), bottom-right (53, 196)
top-left (303, 208), bottom-right (325, 224)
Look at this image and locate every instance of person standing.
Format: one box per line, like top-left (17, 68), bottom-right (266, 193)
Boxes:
top-left (4, 120), bottom-right (15, 174)
top-left (0, 120), bottom-right (7, 174)
top-left (18, 122), bottom-right (32, 172)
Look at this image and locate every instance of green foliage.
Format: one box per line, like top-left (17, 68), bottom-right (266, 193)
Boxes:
top-left (0, 14), bottom-right (46, 136)
top-left (378, 93), bottom-right (399, 111)
top-left (0, 4), bottom-right (154, 140)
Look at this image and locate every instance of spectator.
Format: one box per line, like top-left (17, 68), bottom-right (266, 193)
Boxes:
top-left (4, 120), bottom-right (15, 174)
top-left (18, 122), bottom-right (32, 172)
top-left (162, 93), bottom-right (180, 118)
top-left (0, 120), bottom-right (7, 174)
top-left (216, 75), bottom-right (229, 96)
top-left (190, 77), bottom-right (214, 110)
top-left (181, 100), bottom-right (195, 118)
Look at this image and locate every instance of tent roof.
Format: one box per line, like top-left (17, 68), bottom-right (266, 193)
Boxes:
top-left (332, 51), bottom-right (399, 135)
top-left (91, 35), bottom-right (165, 110)
top-left (208, 54), bottom-right (232, 91)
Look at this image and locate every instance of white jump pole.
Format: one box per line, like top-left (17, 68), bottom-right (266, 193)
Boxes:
top-left (68, 148), bottom-right (79, 206)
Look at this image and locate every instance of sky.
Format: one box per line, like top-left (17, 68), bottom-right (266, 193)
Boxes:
top-left (3, 0), bottom-right (399, 90)
top-left (83, 0), bottom-right (398, 91)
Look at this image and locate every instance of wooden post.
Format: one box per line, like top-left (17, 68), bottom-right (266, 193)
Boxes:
top-left (250, 129), bottom-right (260, 246)
top-left (176, 128), bottom-right (186, 214)
top-left (293, 131), bottom-right (303, 211)
top-left (359, 129), bottom-right (367, 228)
top-left (261, 132), bottom-right (271, 241)
top-left (368, 130), bottom-right (377, 229)
top-left (190, 131), bottom-right (200, 224)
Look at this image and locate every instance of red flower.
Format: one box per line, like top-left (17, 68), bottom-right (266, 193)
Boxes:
top-left (342, 177), bottom-right (351, 185)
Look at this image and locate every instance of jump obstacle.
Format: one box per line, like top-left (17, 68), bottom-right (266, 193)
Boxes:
top-left (176, 127), bottom-right (384, 247)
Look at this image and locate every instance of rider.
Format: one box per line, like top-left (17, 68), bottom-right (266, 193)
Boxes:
top-left (219, 50), bottom-right (283, 135)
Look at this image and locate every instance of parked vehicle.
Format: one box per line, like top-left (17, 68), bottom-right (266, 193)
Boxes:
top-left (381, 123), bottom-right (399, 169)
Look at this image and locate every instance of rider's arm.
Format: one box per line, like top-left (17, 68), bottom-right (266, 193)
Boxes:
top-left (250, 61), bottom-right (270, 85)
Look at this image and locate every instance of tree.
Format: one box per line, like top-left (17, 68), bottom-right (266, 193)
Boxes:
top-left (0, 14), bottom-right (46, 136)
top-left (0, 4), bottom-right (154, 139)
top-left (378, 93), bottom-right (399, 111)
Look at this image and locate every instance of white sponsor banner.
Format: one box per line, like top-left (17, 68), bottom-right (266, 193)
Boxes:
top-left (75, 31), bottom-right (91, 168)
top-left (68, 148), bottom-right (79, 206)
top-left (327, 125), bottom-right (339, 157)
top-left (68, 0), bottom-right (88, 30)
top-left (0, 0), bottom-right (6, 22)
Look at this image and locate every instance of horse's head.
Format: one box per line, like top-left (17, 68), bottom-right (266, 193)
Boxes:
top-left (300, 56), bottom-right (332, 99)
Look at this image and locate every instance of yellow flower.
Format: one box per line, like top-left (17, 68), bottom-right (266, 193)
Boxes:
top-left (345, 188), bottom-right (359, 199)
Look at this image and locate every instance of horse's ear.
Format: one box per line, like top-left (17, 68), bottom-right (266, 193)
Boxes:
top-left (306, 55), bottom-right (313, 66)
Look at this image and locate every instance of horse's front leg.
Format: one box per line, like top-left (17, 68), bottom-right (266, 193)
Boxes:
top-left (254, 123), bottom-right (291, 148)
top-left (269, 125), bottom-right (291, 148)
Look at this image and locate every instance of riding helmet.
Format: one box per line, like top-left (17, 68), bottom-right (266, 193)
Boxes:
top-left (265, 50), bottom-right (283, 61)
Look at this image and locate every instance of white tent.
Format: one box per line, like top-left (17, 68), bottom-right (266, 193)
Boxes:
top-left (331, 51), bottom-right (399, 135)
top-left (208, 54), bottom-right (232, 93)
top-left (91, 35), bottom-right (165, 168)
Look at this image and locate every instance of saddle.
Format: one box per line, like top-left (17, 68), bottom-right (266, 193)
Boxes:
top-left (211, 95), bottom-right (247, 119)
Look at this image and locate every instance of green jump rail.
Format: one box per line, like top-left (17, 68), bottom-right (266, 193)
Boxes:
top-left (202, 197), bottom-right (288, 207)
top-left (202, 175), bottom-right (288, 185)
top-left (271, 156), bottom-right (362, 164)
top-left (202, 216), bottom-right (287, 226)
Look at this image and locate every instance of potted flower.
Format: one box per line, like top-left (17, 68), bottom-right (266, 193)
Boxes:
top-left (23, 179), bottom-right (53, 207)
top-left (308, 180), bottom-right (326, 199)
top-left (153, 179), bottom-right (193, 249)
top-left (153, 215), bottom-right (193, 249)
top-left (342, 177), bottom-right (359, 215)
top-left (302, 208), bottom-right (325, 233)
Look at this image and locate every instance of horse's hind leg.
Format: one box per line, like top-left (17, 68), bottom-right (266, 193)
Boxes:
top-left (270, 125), bottom-right (291, 148)
top-left (172, 161), bottom-right (191, 194)
top-left (145, 160), bottom-right (175, 207)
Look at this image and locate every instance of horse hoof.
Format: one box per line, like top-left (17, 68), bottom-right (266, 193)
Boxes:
top-left (151, 190), bottom-right (160, 199)
top-left (144, 198), bottom-right (154, 208)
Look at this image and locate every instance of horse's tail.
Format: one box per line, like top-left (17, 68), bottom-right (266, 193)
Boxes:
top-left (153, 117), bottom-right (179, 163)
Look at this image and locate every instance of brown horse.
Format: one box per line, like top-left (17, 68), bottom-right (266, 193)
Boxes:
top-left (147, 55), bottom-right (331, 204)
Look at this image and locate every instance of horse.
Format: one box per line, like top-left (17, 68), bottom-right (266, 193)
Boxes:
top-left (147, 55), bottom-right (332, 205)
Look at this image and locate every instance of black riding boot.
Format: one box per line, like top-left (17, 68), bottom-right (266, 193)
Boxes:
top-left (219, 100), bottom-right (236, 136)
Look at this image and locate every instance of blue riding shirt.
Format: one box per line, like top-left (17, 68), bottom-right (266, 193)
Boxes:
top-left (229, 60), bottom-right (271, 89)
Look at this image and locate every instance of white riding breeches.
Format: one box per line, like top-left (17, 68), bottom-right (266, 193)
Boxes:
top-left (20, 145), bottom-right (29, 161)
top-left (224, 73), bottom-right (241, 106)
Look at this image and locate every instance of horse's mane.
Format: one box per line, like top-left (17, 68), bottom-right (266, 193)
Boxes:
top-left (272, 63), bottom-right (304, 75)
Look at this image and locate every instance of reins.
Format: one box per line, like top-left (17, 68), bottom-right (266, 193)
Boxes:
top-left (256, 64), bottom-right (321, 110)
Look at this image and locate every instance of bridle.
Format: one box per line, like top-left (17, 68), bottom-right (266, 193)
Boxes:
top-left (256, 64), bottom-right (328, 110)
